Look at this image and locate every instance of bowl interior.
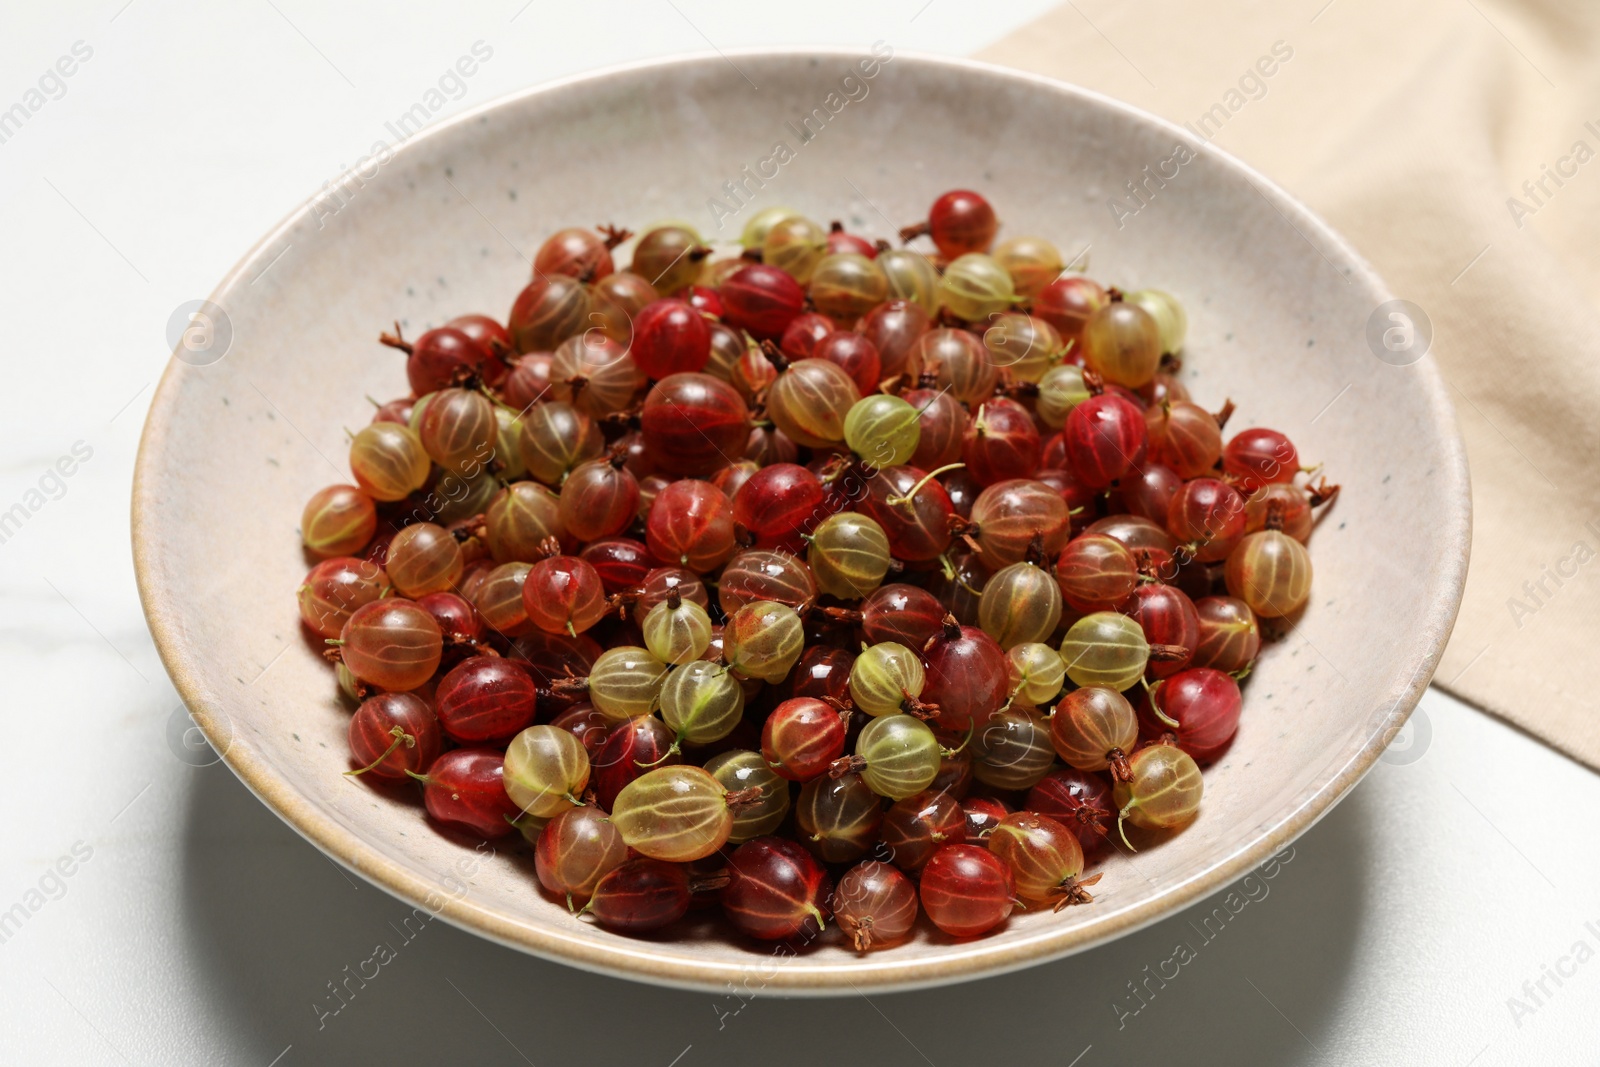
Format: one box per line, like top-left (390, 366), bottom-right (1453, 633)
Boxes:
top-left (134, 50), bottom-right (1468, 993)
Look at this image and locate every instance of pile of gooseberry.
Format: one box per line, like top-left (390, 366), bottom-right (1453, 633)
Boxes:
top-left (297, 190), bottom-right (1337, 948)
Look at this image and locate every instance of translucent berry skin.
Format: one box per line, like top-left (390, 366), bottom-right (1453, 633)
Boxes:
top-left (962, 796), bottom-right (1011, 842)
top-left (302, 484), bottom-right (378, 558)
top-left (903, 387), bottom-right (968, 470)
top-left (963, 398), bottom-right (1041, 486)
top-left (881, 790), bottom-right (967, 872)
top-left (485, 481), bottom-right (565, 564)
top-left (968, 479), bottom-right (1073, 570)
top-left (509, 274), bottom-right (592, 353)
top-left (402, 326), bottom-right (489, 395)
top-left (385, 522), bottom-right (464, 598)
top-left (808, 511), bottom-right (892, 599)
top-left (718, 550), bottom-right (817, 614)
top-left (593, 270), bottom-right (660, 338)
top-left (731, 463), bottom-right (827, 551)
top-left (978, 562), bottom-right (1063, 650)
top-left (705, 750), bottom-right (791, 842)
top-left (908, 328), bottom-right (997, 405)
top-left (416, 748), bottom-right (521, 839)
top-left (512, 631), bottom-right (602, 703)
top-left (1006, 641), bottom-right (1066, 708)
top-left (780, 312), bottom-right (834, 360)
top-left (1114, 744), bottom-right (1204, 834)
top-left (347, 692), bottom-right (442, 780)
top-left (630, 299), bottom-right (711, 379)
top-left (1192, 596), bottom-right (1261, 672)
top-left (920, 844), bottom-right (1015, 937)
top-left (860, 465), bottom-right (955, 563)
top-left (1027, 768), bottom-right (1115, 857)
top-left (789, 646), bottom-right (856, 704)
top-left (644, 598), bottom-right (715, 666)
top-left (298, 556), bottom-right (387, 639)
top-left (922, 190), bottom-right (999, 258)
top-left (646, 479), bottom-right (737, 573)
top-left (973, 707), bottom-right (1056, 791)
top-left (533, 227), bottom-right (614, 282)
top-left (853, 714), bottom-right (942, 801)
top-left (796, 773), bottom-right (884, 863)
top-left (592, 715), bottom-right (680, 811)
top-left (471, 561), bottom-right (533, 636)
top-left (922, 620), bottom-right (1010, 732)
top-left (1055, 533), bottom-right (1138, 614)
top-left (558, 458), bottom-right (639, 542)
top-left (835, 860), bottom-right (918, 951)
top-left (585, 858), bottom-right (690, 932)
top-left (983, 311), bottom-right (1063, 383)
top-left (848, 642), bottom-right (926, 718)
top-left (1064, 394), bottom-right (1149, 489)
top-left (1167, 478), bottom-right (1247, 563)
top-left (723, 601), bottom-right (804, 683)
top-left (762, 698), bottom-right (847, 782)
top-left (435, 656), bottom-right (538, 744)
top-left (1140, 668), bottom-right (1242, 763)
top-left (844, 394), bottom-right (921, 469)
top-left (812, 331), bottom-right (882, 396)
top-left (504, 724), bottom-right (591, 818)
top-left (858, 299), bottom-right (931, 379)
top-left (809, 253), bottom-right (889, 322)
top-left (1147, 401), bottom-right (1223, 479)
top-left (1244, 483), bottom-right (1314, 542)
top-left (993, 236), bottom-right (1064, 301)
top-left (518, 401), bottom-right (604, 486)
top-left (414, 590), bottom-right (482, 647)
top-left (877, 248), bottom-right (941, 312)
top-left (339, 599), bottom-right (443, 692)
top-left (549, 335), bottom-right (644, 419)
top-left (723, 837), bottom-right (832, 941)
top-left (766, 357), bottom-right (861, 449)
top-left (1123, 463), bottom-right (1184, 525)
top-left (417, 387), bottom-right (497, 477)
top-left (1120, 583), bottom-right (1200, 679)
top-left (826, 226), bottom-right (877, 258)
top-left (641, 373), bottom-right (750, 477)
top-left (550, 702), bottom-right (612, 758)
top-left (350, 423), bottom-right (431, 502)
top-left (586, 646), bottom-right (669, 722)
top-left (535, 806), bottom-right (628, 903)
top-left (501, 353), bottom-right (556, 409)
top-left (1082, 300), bottom-right (1162, 388)
top-left (1033, 274), bottom-right (1108, 345)
top-left (1224, 427), bottom-right (1299, 489)
top-left (1059, 611), bottom-right (1150, 691)
top-left (938, 252), bottom-right (1017, 322)
top-left (611, 765), bottom-right (735, 862)
top-left (1225, 529), bottom-right (1313, 618)
top-left (1051, 685), bottom-right (1139, 774)
top-left (523, 555), bottom-right (608, 637)
top-left (763, 215), bottom-right (828, 283)
top-left (720, 263), bottom-right (806, 341)
top-left (859, 584), bottom-right (947, 650)
top-left (631, 567), bottom-right (710, 625)
top-left (987, 812), bottom-right (1085, 905)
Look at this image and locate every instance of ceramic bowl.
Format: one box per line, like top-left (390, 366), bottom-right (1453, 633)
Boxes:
top-left (133, 49), bottom-right (1469, 994)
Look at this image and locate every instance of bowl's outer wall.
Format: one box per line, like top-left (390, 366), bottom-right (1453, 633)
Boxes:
top-left (133, 50), bottom-right (1469, 993)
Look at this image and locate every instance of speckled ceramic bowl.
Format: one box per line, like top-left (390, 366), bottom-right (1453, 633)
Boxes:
top-left (133, 49), bottom-right (1469, 994)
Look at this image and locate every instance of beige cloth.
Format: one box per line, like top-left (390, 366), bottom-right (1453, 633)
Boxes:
top-left (984, 0), bottom-right (1600, 770)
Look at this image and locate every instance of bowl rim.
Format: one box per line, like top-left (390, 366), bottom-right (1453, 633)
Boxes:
top-left (132, 46), bottom-right (1471, 995)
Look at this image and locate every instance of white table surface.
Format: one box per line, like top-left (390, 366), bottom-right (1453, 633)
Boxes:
top-left (2, 3), bottom-right (1596, 1064)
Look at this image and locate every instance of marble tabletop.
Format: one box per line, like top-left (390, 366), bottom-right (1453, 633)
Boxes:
top-left (1, 3), bottom-right (1595, 1064)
